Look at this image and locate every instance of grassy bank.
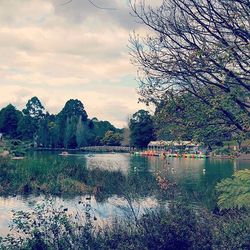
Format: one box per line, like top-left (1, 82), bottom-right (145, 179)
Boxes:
top-left (0, 157), bottom-right (127, 196)
top-left (0, 156), bottom-right (160, 199)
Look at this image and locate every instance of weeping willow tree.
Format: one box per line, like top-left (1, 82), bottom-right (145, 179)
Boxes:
top-left (216, 169), bottom-right (250, 209)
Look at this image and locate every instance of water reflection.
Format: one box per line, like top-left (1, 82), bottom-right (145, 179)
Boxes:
top-left (0, 194), bottom-right (159, 236)
top-left (86, 153), bottom-right (130, 174)
top-left (0, 152), bottom-right (249, 236)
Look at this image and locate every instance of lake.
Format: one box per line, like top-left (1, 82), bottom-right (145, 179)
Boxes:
top-left (0, 151), bottom-right (249, 236)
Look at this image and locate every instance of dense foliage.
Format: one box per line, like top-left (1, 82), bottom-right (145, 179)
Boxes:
top-left (129, 109), bottom-right (155, 148)
top-left (154, 92), bottom-right (240, 148)
top-left (0, 97), bottom-right (122, 149)
top-left (0, 104), bottom-right (22, 138)
top-left (216, 169), bottom-right (250, 209)
top-left (1, 201), bottom-right (249, 250)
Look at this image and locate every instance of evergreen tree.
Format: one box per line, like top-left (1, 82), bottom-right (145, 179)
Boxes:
top-left (0, 104), bottom-right (22, 138)
top-left (64, 117), bottom-right (77, 149)
top-left (17, 116), bottom-right (37, 140)
top-left (76, 116), bottom-right (87, 147)
top-left (129, 110), bottom-right (155, 148)
top-left (23, 96), bottom-right (45, 120)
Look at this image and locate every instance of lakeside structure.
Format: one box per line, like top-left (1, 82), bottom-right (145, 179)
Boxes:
top-left (147, 140), bottom-right (201, 152)
top-left (132, 140), bottom-right (208, 158)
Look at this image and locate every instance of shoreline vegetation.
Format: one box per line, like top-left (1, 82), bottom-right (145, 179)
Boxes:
top-left (0, 96), bottom-right (249, 161)
top-left (1, 137), bottom-right (249, 160)
top-left (0, 199), bottom-right (249, 249)
top-left (0, 157), bottom-right (127, 197)
top-left (0, 146), bottom-right (249, 249)
top-left (0, 164), bottom-right (249, 249)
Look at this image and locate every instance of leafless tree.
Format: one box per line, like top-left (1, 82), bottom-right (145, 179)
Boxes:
top-left (130, 0), bottom-right (250, 132)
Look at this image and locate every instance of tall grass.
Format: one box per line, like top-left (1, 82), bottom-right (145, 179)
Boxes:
top-left (0, 157), bottom-right (162, 199)
top-left (0, 157), bottom-right (130, 196)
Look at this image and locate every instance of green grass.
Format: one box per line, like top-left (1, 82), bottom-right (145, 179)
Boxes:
top-left (0, 157), bottom-right (128, 196)
top-left (0, 156), bottom-right (161, 198)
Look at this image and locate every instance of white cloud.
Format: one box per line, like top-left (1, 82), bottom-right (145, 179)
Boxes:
top-left (0, 0), bottom-right (150, 127)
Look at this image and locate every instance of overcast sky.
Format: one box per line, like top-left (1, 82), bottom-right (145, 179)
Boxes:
top-left (0, 0), bottom-right (158, 127)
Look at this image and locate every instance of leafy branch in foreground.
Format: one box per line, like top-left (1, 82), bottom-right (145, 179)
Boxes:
top-left (216, 169), bottom-right (250, 209)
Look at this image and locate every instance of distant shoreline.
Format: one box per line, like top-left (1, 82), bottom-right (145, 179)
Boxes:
top-left (33, 146), bottom-right (132, 153)
top-left (210, 153), bottom-right (250, 161)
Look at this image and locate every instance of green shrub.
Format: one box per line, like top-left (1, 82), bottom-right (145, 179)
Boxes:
top-left (240, 146), bottom-right (250, 154)
top-left (213, 147), bottom-right (232, 155)
top-left (0, 200), bottom-right (76, 250)
top-left (1, 201), bottom-right (249, 250)
top-left (216, 170), bottom-right (250, 209)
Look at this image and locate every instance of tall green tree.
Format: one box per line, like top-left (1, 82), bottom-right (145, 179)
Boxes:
top-left (64, 117), bottom-right (77, 149)
top-left (20, 97), bottom-right (46, 141)
top-left (17, 116), bottom-right (37, 140)
top-left (129, 110), bottom-right (155, 148)
top-left (37, 113), bottom-right (51, 147)
top-left (47, 119), bottom-right (60, 148)
top-left (101, 130), bottom-right (122, 146)
top-left (57, 99), bottom-right (88, 147)
top-left (22, 96), bottom-right (45, 120)
top-left (0, 104), bottom-right (22, 138)
top-left (155, 91), bottom-right (233, 148)
top-left (58, 99), bottom-right (88, 121)
top-left (76, 116), bottom-right (88, 147)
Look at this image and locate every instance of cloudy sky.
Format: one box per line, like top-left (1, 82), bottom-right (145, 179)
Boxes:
top-left (0, 0), bottom-right (158, 127)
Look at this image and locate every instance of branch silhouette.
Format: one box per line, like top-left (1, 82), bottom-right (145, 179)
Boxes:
top-left (60, 0), bottom-right (117, 10)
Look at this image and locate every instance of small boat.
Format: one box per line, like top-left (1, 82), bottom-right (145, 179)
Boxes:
top-left (12, 156), bottom-right (25, 160)
top-left (133, 152), bottom-right (141, 156)
top-left (59, 151), bottom-right (69, 156)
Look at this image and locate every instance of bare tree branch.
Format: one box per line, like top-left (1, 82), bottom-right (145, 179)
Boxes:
top-left (88, 0), bottom-right (116, 10)
top-left (60, 0), bottom-right (72, 6)
top-left (60, 0), bottom-right (117, 10)
top-left (130, 0), bottom-right (250, 132)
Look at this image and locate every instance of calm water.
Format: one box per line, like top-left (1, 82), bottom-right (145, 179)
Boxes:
top-left (0, 151), bottom-right (249, 235)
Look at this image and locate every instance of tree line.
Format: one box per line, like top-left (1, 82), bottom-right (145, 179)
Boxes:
top-left (0, 97), bottom-right (123, 148)
top-left (0, 95), bottom-right (248, 151)
top-left (128, 106), bottom-right (249, 150)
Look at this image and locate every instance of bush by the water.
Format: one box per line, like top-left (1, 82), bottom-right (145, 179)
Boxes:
top-left (213, 147), bottom-right (233, 156)
top-left (216, 169), bottom-right (250, 209)
top-left (0, 201), bottom-right (249, 250)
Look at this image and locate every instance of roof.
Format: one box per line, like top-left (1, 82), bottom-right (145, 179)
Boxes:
top-left (148, 140), bottom-right (200, 147)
